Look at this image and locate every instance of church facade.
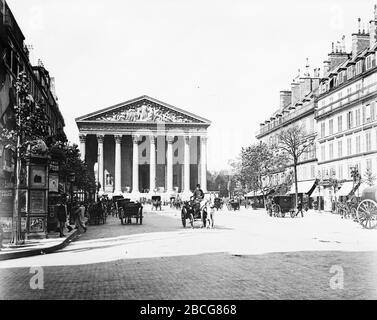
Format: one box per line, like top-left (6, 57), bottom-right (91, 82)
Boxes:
top-left (75, 96), bottom-right (211, 198)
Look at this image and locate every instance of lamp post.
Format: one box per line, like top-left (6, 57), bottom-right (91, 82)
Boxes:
top-left (68, 172), bottom-right (76, 205)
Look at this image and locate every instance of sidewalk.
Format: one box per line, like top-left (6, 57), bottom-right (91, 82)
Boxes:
top-left (0, 228), bottom-right (79, 261)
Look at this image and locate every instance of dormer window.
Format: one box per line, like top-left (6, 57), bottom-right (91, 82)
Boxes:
top-left (356, 60), bottom-right (363, 75)
top-left (347, 65), bottom-right (354, 80)
top-left (366, 54), bottom-right (376, 70)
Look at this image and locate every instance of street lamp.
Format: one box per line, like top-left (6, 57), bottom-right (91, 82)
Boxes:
top-left (68, 172), bottom-right (76, 205)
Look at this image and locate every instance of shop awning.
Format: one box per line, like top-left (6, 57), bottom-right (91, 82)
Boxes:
top-left (245, 191), bottom-right (263, 197)
top-left (336, 181), bottom-right (355, 196)
top-left (287, 180), bottom-right (317, 196)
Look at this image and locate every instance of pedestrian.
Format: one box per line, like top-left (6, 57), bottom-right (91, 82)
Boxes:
top-left (0, 224), bottom-right (3, 251)
top-left (73, 201), bottom-right (87, 232)
top-left (57, 199), bottom-right (69, 237)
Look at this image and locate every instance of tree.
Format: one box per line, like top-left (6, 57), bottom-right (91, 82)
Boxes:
top-left (277, 125), bottom-right (315, 210)
top-left (235, 142), bottom-right (287, 200)
top-left (0, 72), bottom-right (50, 245)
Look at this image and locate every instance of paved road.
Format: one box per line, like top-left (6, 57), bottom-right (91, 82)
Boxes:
top-left (1, 206), bottom-right (377, 299)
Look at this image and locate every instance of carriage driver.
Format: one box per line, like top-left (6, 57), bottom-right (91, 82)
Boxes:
top-left (193, 184), bottom-right (205, 212)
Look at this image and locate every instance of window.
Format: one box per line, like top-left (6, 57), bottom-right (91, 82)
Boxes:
top-left (347, 111), bottom-right (353, 129)
top-left (356, 60), bottom-right (363, 75)
top-left (356, 136), bottom-right (361, 154)
top-left (356, 109), bottom-right (361, 126)
top-left (337, 115), bottom-right (342, 132)
top-left (321, 145), bottom-right (326, 161)
top-left (321, 122), bottom-right (326, 138)
top-left (364, 104), bottom-right (372, 123)
top-left (347, 138), bottom-right (352, 155)
top-left (329, 143), bottom-right (334, 160)
top-left (338, 165), bottom-right (343, 180)
top-left (347, 66), bottom-right (354, 80)
top-left (366, 54), bottom-right (375, 70)
top-left (366, 131), bottom-right (372, 152)
top-left (311, 165), bottom-right (315, 179)
top-left (329, 119), bottom-right (334, 135)
top-left (338, 140), bottom-right (343, 158)
top-left (367, 159), bottom-right (372, 171)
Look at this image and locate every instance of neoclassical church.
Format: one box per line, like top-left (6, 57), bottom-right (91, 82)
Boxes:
top-left (75, 96), bottom-right (211, 198)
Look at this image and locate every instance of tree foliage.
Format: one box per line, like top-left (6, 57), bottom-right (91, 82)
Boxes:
top-left (234, 142), bottom-right (287, 196)
top-left (0, 72), bottom-right (50, 158)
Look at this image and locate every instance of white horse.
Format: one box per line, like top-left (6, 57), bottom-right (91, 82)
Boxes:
top-left (202, 193), bottom-right (215, 229)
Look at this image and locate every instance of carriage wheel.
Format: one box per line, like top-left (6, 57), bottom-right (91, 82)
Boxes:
top-left (181, 208), bottom-right (187, 228)
top-left (202, 209), bottom-right (207, 228)
top-left (356, 200), bottom-right (377, 229)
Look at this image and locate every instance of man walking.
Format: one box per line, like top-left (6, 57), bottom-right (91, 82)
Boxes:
top-left (57, 199), bottom-right (68, 237)
top-left (72, 201), bottom-right (87, 232)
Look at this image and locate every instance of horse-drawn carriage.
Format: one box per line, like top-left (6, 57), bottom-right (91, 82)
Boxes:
top-left (356, 186), bottom-right (377, 229)
top-left (88, 202), bottom-right (107, 225)
top-left (170, 196), bottom-right (183, 210)
top-left (213, 198), bottom-right (223, 211)
top-left (227, 199), bottom-right (240, 211)
top-left (181, 197), bottom-right (212, 228)
top-left (117, 199), bottom-right (143, 225)
top-left (268, 195), bottom-right (304, 218)
top-left (151, 196), bottom-right (162, 211)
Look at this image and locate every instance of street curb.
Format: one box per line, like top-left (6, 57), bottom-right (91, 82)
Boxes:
top-left (0, 229), bottom-right (79, 261)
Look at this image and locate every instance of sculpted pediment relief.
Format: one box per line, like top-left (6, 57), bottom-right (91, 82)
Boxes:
top-left (86, 99), bottom-right (202, 124)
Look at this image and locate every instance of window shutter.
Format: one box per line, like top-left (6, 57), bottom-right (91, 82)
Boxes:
top-left (362, 105), bottom-right (366, 124)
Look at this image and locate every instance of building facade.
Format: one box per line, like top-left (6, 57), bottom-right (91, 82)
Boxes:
top-left (315, 6), bottom-right (377, 210)
top-left (0, 0), bottom-right (65, 238)
top-left (76, 96), bottom-right (211, 199)
top-left (256, 4), bottom-right (377, 211)
top-left (0, 0), bottom-right (65, 187)
top-left (255, 70), bottom-right (319, 199)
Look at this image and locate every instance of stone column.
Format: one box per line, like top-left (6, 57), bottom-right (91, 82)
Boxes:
top-left (132, 134), bottom-right (140, 194)
top-left (149, 135), bottom-right (156, 193)
top-left (79, 134), bottom-right (86, 161)
top-left (200, 136), bottom-right (208, 192)
top-left (184, 135), bottom-right (191, 193)
top-left (114, 135), bottom-right (122, 194)
top-left (97, 134), bottom-right (105, 192)
top-left (166, 135), bottom-right (174, 193)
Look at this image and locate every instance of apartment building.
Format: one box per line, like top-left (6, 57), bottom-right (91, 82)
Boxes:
top-left (315, 7), bottom-right (377, 210)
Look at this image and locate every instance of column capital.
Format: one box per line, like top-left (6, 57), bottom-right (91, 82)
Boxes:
top-left (149, 135), bottom-right (157, 144)
top-left (97, 134), bottom-right (105, 143)
top-left (115, 134), bottom-right (123, 144)
top-left (132, 134), bottom-right (140, 144)
top-left (201, 136), bottom-right (208, 143)
top-left (167, 135), bottom-right (175, 144)
top-left (79, 134), bottom-right (87, 143)
top-left (184, 135), bottom-right (191, 144)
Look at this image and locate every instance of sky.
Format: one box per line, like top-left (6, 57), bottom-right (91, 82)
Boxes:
top-left (7, 0), bottom-right (377, 171)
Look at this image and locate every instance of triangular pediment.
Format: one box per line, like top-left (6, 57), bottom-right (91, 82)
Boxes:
top-left (76, 96), bottom-right (211, 125)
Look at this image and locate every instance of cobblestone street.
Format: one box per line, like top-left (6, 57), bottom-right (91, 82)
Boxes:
top-left (1, 207), bottom-right (377, 299)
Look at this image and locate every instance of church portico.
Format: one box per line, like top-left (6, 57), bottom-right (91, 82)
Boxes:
top-left (76, 96), bottom-right (211, 200)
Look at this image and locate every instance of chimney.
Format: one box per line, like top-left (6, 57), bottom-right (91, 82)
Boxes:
top-left (352, 18), bottom-right (370, 58)
top-left (291, 82), bottom-right (300, 106)
top-left (370, 4), bottom-right (377, 48)
top-left (323, 60), bottom-right (331, 77)
top-left (280, 91), bottom-right (292, 109)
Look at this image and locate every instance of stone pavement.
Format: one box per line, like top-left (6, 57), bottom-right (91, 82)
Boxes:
top-left (0, 206), bottom-right (376, 299)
